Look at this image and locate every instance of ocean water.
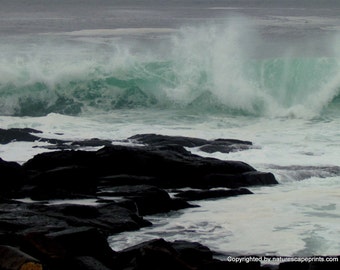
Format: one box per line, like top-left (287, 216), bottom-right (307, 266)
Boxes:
top-left (1, 0), bottom-right (340, 257)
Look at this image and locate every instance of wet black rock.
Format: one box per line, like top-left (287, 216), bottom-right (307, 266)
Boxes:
top-left (116, 238), bottom-right (194, 270)
top-left (71, 138), bottom-right (114, 147)
top-left (0, 127), bottom-right (65, 145)
top-left (98, 174), bottom-right (158, 187)
top-left (0, 133), bottom-right (283, 270)
top-left (45, 227), bottom-right (116, 261)
top-left (28, 165), bottom-right (98, 200)
top-left (171, 240), bottom-right (214, 266)
top-left (0, 158), bottom-right (27, 197)
top-left (23, 150), bottom-right (96, 172)
top-left (97, 185), bottom-right (195, 215)
top-left (202, 171), bottom-right (277, 189)
top-left (0, 128), bottom-right (255, 155)
top-left (0, 128), bottom-right (42, 144)
top-left (129, 133), bottom-right (209, 147)
top-left (0, 245), bottom-right (43, 270)
top-left (174, 188), bottom-right (253, 201)
top-left (23, 144), bottom-right (277, 192)
top-left (129, 133), bottom-right (254, 153)
top-left (69, 256), bottom-right (113, 270)
top-left (0, 201), bottom-right (150, 236)
top-left (13, 142), bottom-right (278, 209)
top-left (20, 228), bottom-right (118, 270)
top-left (92, 145), bottom-right (267, 189)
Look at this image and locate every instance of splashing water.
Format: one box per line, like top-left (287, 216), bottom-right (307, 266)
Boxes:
top-left (0, 18), bottom-right (339, 118)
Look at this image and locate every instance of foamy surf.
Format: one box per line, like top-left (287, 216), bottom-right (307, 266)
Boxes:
top-left (109, 176), bottom-right (340, 257)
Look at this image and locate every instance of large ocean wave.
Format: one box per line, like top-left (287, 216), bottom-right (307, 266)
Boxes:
top-left (1, 21), bottom-right (339, 118)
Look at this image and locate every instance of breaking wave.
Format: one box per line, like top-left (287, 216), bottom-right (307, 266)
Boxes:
top-left (0, 20), bottom-right (339, 118)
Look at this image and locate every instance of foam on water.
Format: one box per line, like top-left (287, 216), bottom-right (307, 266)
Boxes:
top-left (1, 110), bottom-right (339, 180)
top-left (109, 176), bottom-right (340, 257)
top-left (2, 110), bottom-right (340, 257)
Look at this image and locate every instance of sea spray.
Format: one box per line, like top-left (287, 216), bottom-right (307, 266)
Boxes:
top-left (168, 17), bottom-right (270, 115)
top-left (0, 18), bottom-right (339, 118)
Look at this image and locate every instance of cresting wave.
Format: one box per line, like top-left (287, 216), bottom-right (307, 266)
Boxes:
top-left (0, 21), bottom-right (339, 118)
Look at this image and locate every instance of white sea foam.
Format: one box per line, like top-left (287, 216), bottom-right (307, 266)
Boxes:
top-left (4, 109), bottom-right (339, 257)
top-left (2, 103), bottom-right (339, 258)
top-left (109, 176), bottom-right (340, 257)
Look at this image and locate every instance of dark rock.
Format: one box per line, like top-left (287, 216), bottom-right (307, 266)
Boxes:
top-left (98, 185), bottom-right (170, 198)
top-left (129, 133), bottom-right (208, 147)
top-left (58, 204), bottom-right (101, 219)
top-left (94, 202), bottom-right (152, 234)
top-left (309, 258), bottom-right (340, 270)
top-left (12, 128), bottom-right (43, 134)
top-left (241, 171), bottom-right (278, 186)
top-left (0, 158), bottom-right (27, 197)
top-left (21, 227), bottom-right (120, 269)
top-left (175, 188), bottom-right (253, 201)
top-left (203, 172), bottom-right (278, 189)
top-left (33, 144), bottom-right (75, 150)
top-left (23, 150), bottom-right (96, 172)
top-left (28, 166), bottom-right (98, 200)
top-left (112, 199), bottom-right (138, 212)
top-left (93, 145), bottom-right (259, 188)
top-left (0, 201), bottom-right (151, 236)
top-left (22, 232), bottom-right (66, 262)
top-left (0, 133), bottom-right (285, 270)
top-left (0, 245), bottom-right (42, 270)
top-left (171, 240), bottom-right (213, 266)
top-left (71, 138), bottom-right (113, 147)
top-left (0, 128), bottom-right (119, 150)
top-left (98, 174), bottom-right (158, 187)
top-left (0, 202), bottom-right (70, 234)
top-left (199, 142), bottom-right (253, 154)
top-left (0, 127), bottom-right (66, 145)
top-left (262, 266), bottom-right (277, 270)
top-left (117, 238), bottom-right (194, 270)
top-left (0, 232), bottom-right (21, 247)
top-left (46, 227), bottom-right (116, 259)
top-left (97, 185), bottom-right (195, 215)
top-left (47, 202), bottom-right (152, 235)
top-left (20, 226), bottom-right (119, 269)
top-left (214, 138), bottom-right (253, 145)
top-left (129, 133), bottom-right (253, 154)
top-left (23, 143), bottom-right (277, 192)
top-left (0, 128), bottom-right (42, 144)
top-left (0, 201), bottom-right (154, 268)
top-left (69, 256), bottom-right (113, 270)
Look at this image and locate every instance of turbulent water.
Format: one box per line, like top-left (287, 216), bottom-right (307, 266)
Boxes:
top-left (1, 23), bottom-right (339, 118)
top-left (1, 0), bottom-right (340, 258)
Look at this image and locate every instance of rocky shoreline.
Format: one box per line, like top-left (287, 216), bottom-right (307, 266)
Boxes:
top-left (0, 129), bottom-right (338, 269)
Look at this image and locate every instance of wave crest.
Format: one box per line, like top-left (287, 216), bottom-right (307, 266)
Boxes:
top-left (0, 20), bottom-right (339, 118)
